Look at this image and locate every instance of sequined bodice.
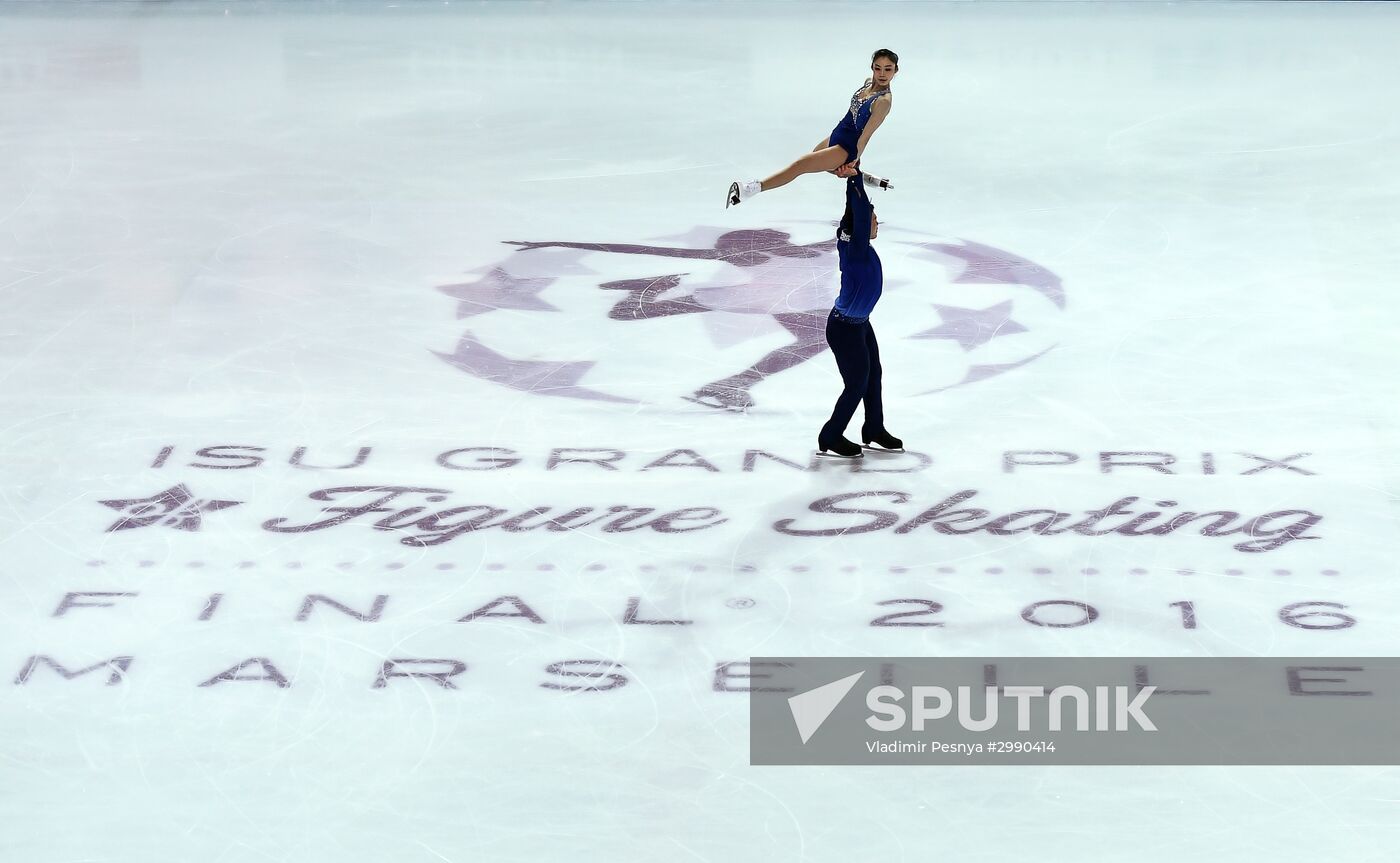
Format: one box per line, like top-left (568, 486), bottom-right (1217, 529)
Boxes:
top-left (845, 79), bottom-right (889, 128)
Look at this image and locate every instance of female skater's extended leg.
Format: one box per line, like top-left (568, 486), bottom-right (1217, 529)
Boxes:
top-left (762, 145), bottom-right (851, 192)
top-left (729, 144), bottom-right (853, 206)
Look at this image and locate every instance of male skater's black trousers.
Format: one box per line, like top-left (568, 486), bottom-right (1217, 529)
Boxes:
top-left (819, 308), bottom-right (884, 444)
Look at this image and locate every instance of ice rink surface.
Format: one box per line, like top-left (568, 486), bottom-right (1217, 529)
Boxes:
top-left (2, 1), bottom-right (1399, 860)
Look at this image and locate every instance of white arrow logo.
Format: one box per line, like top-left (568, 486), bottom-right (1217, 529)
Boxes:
top-left (788, 671), bottom-right (866, 744)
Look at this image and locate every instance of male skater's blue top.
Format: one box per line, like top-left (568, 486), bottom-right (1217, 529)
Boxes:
top-left (833, 173), bottom-right (882, 322)
top-left (829, 80), bottom-right (889, 162)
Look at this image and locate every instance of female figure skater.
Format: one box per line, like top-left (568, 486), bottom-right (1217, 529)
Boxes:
top-left (728, 49), bottom-right (898, 208)
top-left (818, 165), bottom-right (903, 459)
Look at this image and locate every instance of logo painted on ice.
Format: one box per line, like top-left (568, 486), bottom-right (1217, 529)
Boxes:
top-left (433, 226), bottom-right (1066, 410)
top-left (98, 484), bottom-right (242, 532)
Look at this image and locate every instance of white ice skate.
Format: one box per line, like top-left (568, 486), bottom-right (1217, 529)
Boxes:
top-left (862, 172), bottom-right (894, 191)
top-left (726, 179), bottom-right (762, 208)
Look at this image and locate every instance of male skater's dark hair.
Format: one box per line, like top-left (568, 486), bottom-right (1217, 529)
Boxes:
top-left (839, 200), bottom-right (873, 240)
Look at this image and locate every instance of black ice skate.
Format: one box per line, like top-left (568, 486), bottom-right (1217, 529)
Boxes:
top-left (860, 429), bottom-right (904, 453)
top-left (817, 436), bottom-right (864, 459)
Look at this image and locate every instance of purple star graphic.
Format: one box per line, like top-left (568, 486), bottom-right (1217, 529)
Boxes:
top-left (908, 240), bottom-right (1065, 309)
top-left (434, 331), bottom-right (637, 403)
top-left (917, 347), bottom-right (1056, 395)
top-left (912, 301), bottom-right (1028, 352)
top-left (436, 268), bottom-right (559, 319)
top-left (99, 484), bottom-right (241, 532)
top-left (500, 246), bottom-right (598, 278)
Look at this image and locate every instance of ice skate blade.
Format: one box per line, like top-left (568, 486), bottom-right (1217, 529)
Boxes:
top-left (725, 182), bottom-right (740, 209)
top-left (861, 443), bottom-right (904, 454)
top-left (815, 450), bottom-right (864, 460)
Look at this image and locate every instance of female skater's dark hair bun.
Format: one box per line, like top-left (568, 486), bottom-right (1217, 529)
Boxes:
top-left (871, 49), bottom-right (899, 67)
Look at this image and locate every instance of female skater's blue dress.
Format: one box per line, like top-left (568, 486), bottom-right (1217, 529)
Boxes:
top-left (829, 80), bottom-right (890, 163)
